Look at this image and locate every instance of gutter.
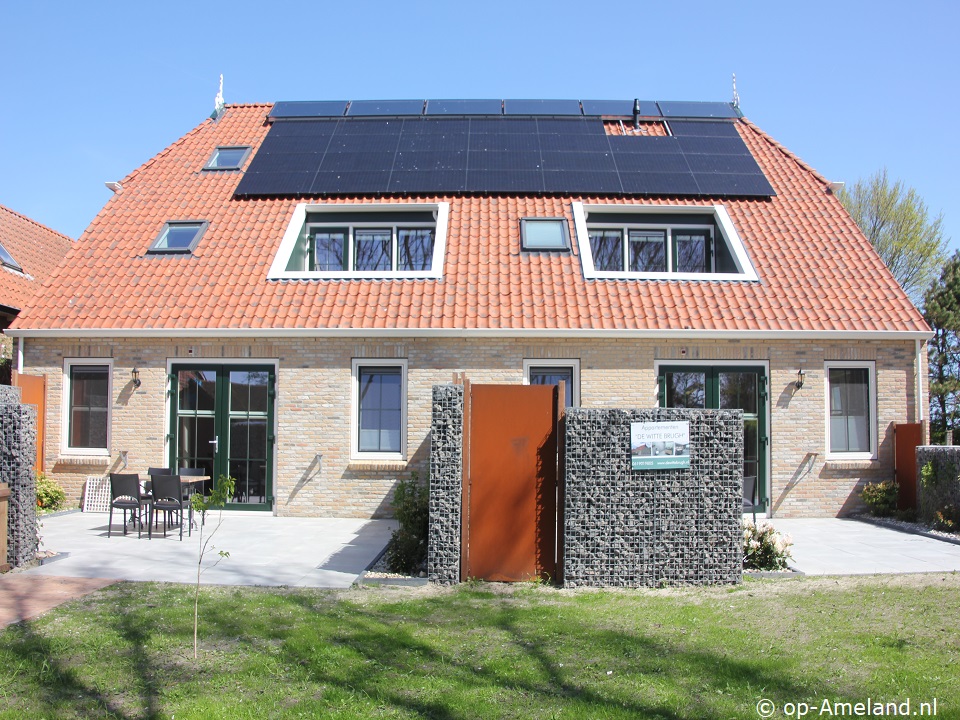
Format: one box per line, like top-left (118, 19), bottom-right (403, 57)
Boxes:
top-left (5, 326), bottom-right (935, 342)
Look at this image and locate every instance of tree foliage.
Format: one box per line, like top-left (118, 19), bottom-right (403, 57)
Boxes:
top-left (924, 252), bottom-right (960, 443)
top-left (839, 168), bottom-right (948, 303)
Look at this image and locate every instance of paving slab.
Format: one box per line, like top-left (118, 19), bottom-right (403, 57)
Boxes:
top-left (25, 511), bottom-right (397, 588)
top-left (771, 518), bottom-right (960, 575)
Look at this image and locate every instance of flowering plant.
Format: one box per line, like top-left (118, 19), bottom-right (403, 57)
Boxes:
top-left (743, 520), bottom-right (793, 571)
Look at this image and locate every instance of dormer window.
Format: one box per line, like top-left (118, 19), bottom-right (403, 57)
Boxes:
top-left (572, 203), bottom-right (758, 281)
top-left (204, 146), bottom-right (251, 171)
top-left (269, 202), bottom-right (449, 279)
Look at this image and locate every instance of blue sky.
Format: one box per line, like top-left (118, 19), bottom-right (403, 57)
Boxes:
top-left (1, 1), bottom-right (957, 253)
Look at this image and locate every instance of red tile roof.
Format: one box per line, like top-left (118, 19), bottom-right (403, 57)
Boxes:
top-left (0, 204), bottom-right (73, 314)
top-left (9, 104), bottom-right (929, 337)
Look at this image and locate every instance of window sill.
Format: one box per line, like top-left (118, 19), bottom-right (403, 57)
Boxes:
top-left (824, 455), bottom-right (879, 469)
top-left (57, 453), bottom-right (111, 466)
top-left (348, 459), bottom-right (408, 471)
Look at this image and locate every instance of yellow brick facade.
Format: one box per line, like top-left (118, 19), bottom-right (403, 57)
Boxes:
top-left (22, 335), bottom-right (926, 518)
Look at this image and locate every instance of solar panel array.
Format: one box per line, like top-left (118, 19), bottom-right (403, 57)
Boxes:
top-left (236, 102), bottom-right (774, 198)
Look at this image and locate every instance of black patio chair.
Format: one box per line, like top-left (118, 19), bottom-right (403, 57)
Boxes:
top-left (108, 473), bottom-right (149, 538)
top-left (149, 474), bottom-right (185, 540)
top-left (146, 467), bottom-right (173, 527)
top-left (744, 474), bottom-right (758, 523)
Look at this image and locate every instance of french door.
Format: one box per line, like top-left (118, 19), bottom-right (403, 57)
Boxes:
top-left (658, 365), bottom-right (768, 513)
top-left (170, 364), bottom-right (275, 510)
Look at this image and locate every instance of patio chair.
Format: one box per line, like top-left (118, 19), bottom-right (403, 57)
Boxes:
top-left (744, 474), bottom-right (758, 523)
top-left (146, 467), bottom-right (173, 528)
top-left (149, 474), bottom-right (185, 540)
top-left (108, 473), bottom-right (149, 538)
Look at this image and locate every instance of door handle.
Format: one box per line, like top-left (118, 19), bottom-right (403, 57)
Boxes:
top-left (209, 436), bottom-right (219, 454)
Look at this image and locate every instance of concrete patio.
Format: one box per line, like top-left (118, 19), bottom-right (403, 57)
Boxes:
top-left (25, 510), bottom-right (397, 588)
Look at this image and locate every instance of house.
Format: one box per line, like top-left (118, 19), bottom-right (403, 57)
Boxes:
top-left (0, 204), bottom-right (73, 333)
top-left (6, 99), bottom-right (930, 517)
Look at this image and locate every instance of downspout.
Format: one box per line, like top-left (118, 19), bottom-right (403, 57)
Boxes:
top-left (916, 338), bottom-right (925, 424)
top-left (16, 336), bottom-right (23, 374)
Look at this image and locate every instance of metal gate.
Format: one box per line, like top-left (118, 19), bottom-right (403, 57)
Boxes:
top-left (894, 422), bottom-right (924, 510)
top-left (461, 381), bottom-right (562, 582)
top-left (13, 370), bottom-right (46, 472)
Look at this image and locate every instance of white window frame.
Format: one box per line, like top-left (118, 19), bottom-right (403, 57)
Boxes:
top-left (824, 360), bottom-right (877, 461)
top-left (269, 202), bottom-right (449, 280)
top-left (351, 358), bottom-right (408, 461)
top-left (572, 202), bottom-right (759, 281)
top-left (523, 359), bottom-right (580, 407)
top-left (61, 358), bottom-right (113, 457)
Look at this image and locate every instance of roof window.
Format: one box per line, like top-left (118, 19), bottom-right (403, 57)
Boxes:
top-left (148, 221), bottom-right (208, 254)
top-left (572, 203), bottom-right (758, 281)
top-left (521, 219), bottom-right (570, 251)
top-left (0, 240), bottom-right (23, 272)
top-left (269, 203), bottom-right (449, 279)
top-left (204, 146), bottom-right (251, 171)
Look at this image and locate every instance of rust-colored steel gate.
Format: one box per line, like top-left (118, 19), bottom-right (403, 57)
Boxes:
top-left (894, 422), bottom-right (925, 510)
top-left (461, 382), bottom-right (562, 582)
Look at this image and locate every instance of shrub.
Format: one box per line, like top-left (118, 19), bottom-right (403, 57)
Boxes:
top-left (743, 520), bottom-right (793, 571)
top-left (860, 480), bottom-right (898, 517)
top-left (385, 471), bottom-right (429, 574)
top-left (36, 472), bottom-right (66, 512)
top-left (932, 504), bottom-right (960, 533)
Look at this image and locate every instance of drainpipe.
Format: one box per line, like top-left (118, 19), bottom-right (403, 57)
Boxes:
top-left (16, 336), bottom-right (23, 374)
top-left (916, 339), bottom-right (925, 424)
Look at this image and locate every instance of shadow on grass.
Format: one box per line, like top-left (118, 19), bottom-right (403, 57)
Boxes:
top-left (0, 583), bottom-right (883, 719)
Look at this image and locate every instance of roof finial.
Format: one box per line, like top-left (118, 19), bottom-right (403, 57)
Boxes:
top-left (211, 74), bottom-right (225, 120)
top-left (731, 73), bottom-right (740, 111)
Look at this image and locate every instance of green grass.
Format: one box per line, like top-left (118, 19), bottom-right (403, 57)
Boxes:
top-left (1, 574), bottom-right (959, 719)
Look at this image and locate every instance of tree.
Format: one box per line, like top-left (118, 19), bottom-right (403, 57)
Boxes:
top-left (924, 253), bottom-right (960, 443)
top-left (838, 168), bottom-right (948, 304)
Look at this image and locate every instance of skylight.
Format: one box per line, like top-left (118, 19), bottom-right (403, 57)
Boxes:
top-left (0, 240), bottom-right (23, 272)
top-left (148, 221), bottom-right (208, 254)
top-left (205, 146), bottom-right (251, 171)
top-left (521, 219), bottom-right (570, 251)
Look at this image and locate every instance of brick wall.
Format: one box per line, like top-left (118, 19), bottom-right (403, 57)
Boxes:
top-left (22, 335), bottom-right (922, 519)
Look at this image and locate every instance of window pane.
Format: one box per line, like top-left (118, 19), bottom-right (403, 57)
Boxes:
top-left (69, 365), bottom-right (109, 449)
top-left (155, 224), bottom-right (202, 251)
top-left (665, 372), bottom-right (705, 409)
top-left (529, 367), bottom-right (574, 407)
top-left (314, 230), bottom-right (346, 271)
top-left (209, 147), bottom-right (247, 169)
top-left (675, 231), bottom-right (709, 273)
top-left (358, 367), bottom-right (403, 453)
top-left (629, 230), bottom-right (666, 272)
top-left (398, 229), bottom-right (434, 271)
top-left (719, 372), bottom-right (757, 414)
top-left (355, 229), bottom-right (392, 271)
top-left (829, 368), bottom-right (871, 453)
top-left (589, 229), bottom-right (623, 271)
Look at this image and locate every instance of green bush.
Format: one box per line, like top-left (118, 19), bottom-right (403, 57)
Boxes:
top-left (743, 520), bottom-right (793, 571)
top-left (36, 472), bottom-right (66, 512)
top-left (385, 471), bottom-right (429, 574)
top-left (860, 480), bottom-right (899, 517)
top-left (932, 504), bottom-right (960, 533)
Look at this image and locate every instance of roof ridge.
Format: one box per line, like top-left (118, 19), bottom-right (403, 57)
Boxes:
top-left (738, 118), bottom-right (830, 186)
top-left (0, 203), bottom-right (73, 242)
top-left (224, 102), bottom-right (274, 109)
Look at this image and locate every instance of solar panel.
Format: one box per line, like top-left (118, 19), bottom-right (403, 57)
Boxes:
top-left (347, 100), bottom-right (425, 116)
top-left (235, 111), bottom-right (774, 198)
top-left (504, 99), bottom-right (583, 116)
top-left (269, 101), bottom-right (349, 119)
top-left (425, 99), bottom-right (502, 115)
top-left (668, 120), bottom-right (740, 137)
top-left (657, 101), bottom-right (739, 119)
top-left (581, 100), bottom-right (660, 117)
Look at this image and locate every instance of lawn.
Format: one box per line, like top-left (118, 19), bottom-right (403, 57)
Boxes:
top-left (1, 574), bottom-right (958, 719)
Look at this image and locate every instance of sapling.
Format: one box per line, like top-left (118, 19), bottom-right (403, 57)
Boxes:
top-left (190, 474), bottom-right (236, 659)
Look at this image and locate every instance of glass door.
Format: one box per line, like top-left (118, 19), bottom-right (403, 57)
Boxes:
top-left (659, 365), bottom-right (768, 513)
top-left (170, 364), bottom-right (275, 510)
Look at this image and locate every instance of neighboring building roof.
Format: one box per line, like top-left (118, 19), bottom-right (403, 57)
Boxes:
top-left (0, 204), bottom-right (73, 317)
top-left (9, 102), bottom-right (929, 338)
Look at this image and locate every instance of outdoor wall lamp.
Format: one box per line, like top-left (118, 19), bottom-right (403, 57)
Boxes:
top-left (795, 369), bottom-right (805, 390)
top-left (132, 367), bottom-right (141, 389)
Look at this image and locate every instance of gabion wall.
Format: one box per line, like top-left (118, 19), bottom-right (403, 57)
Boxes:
top-left (427, 385), bottom-right (744, 587)
top-left (915, 446), bottom-right (960, 522)
top-left (1, 384), bottom-right (38, 568)
top-left (563, 408), bottom-right (743, 587)
top-left (428, 385), bottom-right (463, 584)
